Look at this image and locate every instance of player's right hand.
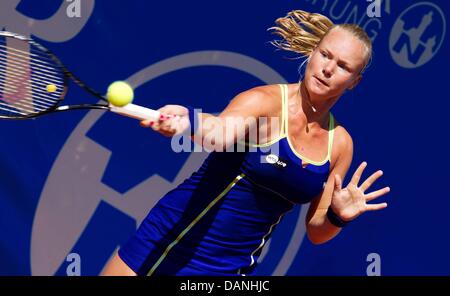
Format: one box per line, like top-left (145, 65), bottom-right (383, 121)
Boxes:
top-left (140, 104), bottom-right (191, 137)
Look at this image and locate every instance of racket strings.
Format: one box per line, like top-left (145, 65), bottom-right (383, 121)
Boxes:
top-left (0, 49), bottom-right (64, 83)
top-left (0, 87), bottom-right (59, 109)
top-left (0, 94), bottom-right (53, 115)
top-left (0, 66), bottom-right (63, 99)
top-left (0, 88), bottom-right (61, 116)
top-left (0, 38), bottom-right (65, 88)
top-left (0, 82), bottom-right (41, 114)
top-left (0, 73), bottom-right (63, 107)
top-left (0, 100), bottom-right (39, 114)
top-left (0, 104), bottom-right (27, 116)
top-left (0, 38), bottom-right (64, 117)
top-left (0, 41), bottom-right (61, 65)
top-left (0, 84), bottom-right (57, 110)
top-left (0, 66), bottom-right (63, 112)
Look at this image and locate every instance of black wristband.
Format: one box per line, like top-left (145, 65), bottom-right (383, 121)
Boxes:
top-left (185, 106), bottom-right (199, 136)
top-left (326, 206), bottom-right (349, 228)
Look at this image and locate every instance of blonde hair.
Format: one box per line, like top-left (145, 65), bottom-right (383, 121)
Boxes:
top-left (269, 10), bottom-right (372, 73)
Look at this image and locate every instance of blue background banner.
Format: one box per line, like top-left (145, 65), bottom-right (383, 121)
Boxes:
top-left (0, 0), bottom-right (448, 275)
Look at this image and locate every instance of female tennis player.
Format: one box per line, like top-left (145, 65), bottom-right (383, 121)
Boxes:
top-left (102, 9), bottom-right (390, 276)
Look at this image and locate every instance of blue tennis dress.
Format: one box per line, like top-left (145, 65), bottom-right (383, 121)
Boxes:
top-left (118, 84), bottom-right (335, 275)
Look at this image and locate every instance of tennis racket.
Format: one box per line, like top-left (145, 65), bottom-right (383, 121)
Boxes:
top-left (0, 31), bottom-right (160, 120)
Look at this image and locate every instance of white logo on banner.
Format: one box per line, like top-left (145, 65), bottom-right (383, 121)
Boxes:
top-left (366, 0), bottom-right (391, 18)
top-left (0, 0), bottom-right (94, 41)
top-left (304, 0), bottom-right (384, 41)
top-left (66, 253), bottom-right (81, 276)
top-left (389, 2), bottom-right (446, 68)
top-left (366, 252), bottom-right (381, 276)
top-left (31, 50), bottom-right (308, 276)
top-left (66, 0), bottom-right (82, 18)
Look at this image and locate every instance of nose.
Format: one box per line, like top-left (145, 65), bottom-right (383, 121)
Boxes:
top-left (322, 61), bottom-right (335, 78)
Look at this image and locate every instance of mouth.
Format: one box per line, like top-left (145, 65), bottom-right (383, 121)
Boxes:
top-left (313, 76), bottom-right (329, 87)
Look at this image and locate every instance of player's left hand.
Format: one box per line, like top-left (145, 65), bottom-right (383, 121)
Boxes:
top-left (330, 161), bottom-right (390, 222)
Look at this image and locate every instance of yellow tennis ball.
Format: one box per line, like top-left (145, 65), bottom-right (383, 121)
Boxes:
top-left (106, 81), bottom-right (134, 107)
top-left (46, 84), bottom-right (57, 93)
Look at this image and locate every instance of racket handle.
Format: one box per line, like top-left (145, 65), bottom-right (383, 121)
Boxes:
top-left (109, 103), bottom-right (160, 121)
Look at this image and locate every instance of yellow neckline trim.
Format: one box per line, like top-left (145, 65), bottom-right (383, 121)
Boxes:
top-left (282, 84), bottom-right (335, 166)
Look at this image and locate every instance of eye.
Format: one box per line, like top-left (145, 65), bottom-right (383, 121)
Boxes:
top-left (338, 64), bottom-right (348, 71)
top-left (320, 51), bottom-right (328, 58)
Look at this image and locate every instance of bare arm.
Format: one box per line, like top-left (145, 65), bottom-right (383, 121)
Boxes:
top-left (140, 86), bottom-right (279, 151)
top-left (305, 128), bottom-right (354, 245)
top-left (306, 127), bottom-right (391, 245)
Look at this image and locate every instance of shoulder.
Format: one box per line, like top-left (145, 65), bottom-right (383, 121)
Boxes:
top-left (238, 84), bottom-right (282, 101)
top-left (224, 84), bottom-right (283, 116)
top-left (330, 117), bottom-right (353, 170)
top-left (333, 119), bottom-right (353, 151)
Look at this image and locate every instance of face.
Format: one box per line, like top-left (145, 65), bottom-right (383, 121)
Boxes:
top-left (304, 27), bottom-right (367, 99)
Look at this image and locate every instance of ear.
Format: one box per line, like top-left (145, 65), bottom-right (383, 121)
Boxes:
top-left (348, 74), bottom-right (362, 90)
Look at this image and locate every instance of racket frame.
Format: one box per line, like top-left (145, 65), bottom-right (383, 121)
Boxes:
top-left (0, 31), bottom-right (160, 121)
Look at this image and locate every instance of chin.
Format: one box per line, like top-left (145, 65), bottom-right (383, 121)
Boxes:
top-left (305, 76), bottom-right (329, 96)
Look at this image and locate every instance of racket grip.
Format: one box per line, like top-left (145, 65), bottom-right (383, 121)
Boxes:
top-left (109, 103), bottom-right (160, 121)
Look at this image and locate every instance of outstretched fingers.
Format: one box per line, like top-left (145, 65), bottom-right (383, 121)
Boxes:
top-left (365, 203), bottom-right (388, 211)
top-left (349, 161), bottom-right (367, 187)
top-left (360, 170), bottom-right (384, 192)
top-left (365, 186), bottom-right (390, 202)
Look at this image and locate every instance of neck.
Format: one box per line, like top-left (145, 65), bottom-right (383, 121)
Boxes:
top-left (298, 82), bottom-right (335, 126)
